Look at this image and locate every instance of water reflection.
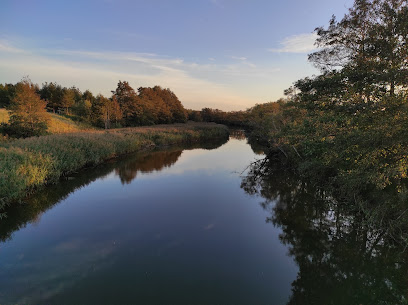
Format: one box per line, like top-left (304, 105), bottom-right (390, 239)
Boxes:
top-left (229, 129), bottom-right (246, 140)
top-left (0, 136), bottom-right (298, 305)
top-left (241, 158), bottom-right (408, 304)
top-left (0, 138), bottom-right (228, 244)
top-left (116, 150), bottom-right (182, 184)
top-left (230, 128), bottom-right (265, 155)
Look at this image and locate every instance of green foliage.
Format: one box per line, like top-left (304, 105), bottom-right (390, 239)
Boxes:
top-left (0, 147), bottom-right (54, 212)
top-left (60, 88), bottom-right (76, 115)
top-left (254, 94), bottom-right (408, 202)
top-left (39, 82), bottom-right (63, 112)
top-left (72, 99), bottom-right (92, 121)
top-left (0, 83), bottom-right (16, 108)
top-left (250, 0), bottom-right (408, 210)
top-left (309, 0), bottom-right (408, 99)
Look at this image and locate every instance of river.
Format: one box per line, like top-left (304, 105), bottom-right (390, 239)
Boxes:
top-left (0, 131), bottom-right (406, 304)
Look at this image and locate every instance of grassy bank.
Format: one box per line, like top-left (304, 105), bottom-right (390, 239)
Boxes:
top-left (0, 122), bottom-right (229, 214)
top-left (0, 108), bottom-right (90, 134)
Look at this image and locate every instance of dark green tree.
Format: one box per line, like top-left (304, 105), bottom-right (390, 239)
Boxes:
top-left (0, 83), bottom-right (16, 108)
top-left (308, 0), bottom-right (408, 101)
top-left (39, 82), bottom-right (63, 113)
top-left (82, 89), bottom-right (95, 104)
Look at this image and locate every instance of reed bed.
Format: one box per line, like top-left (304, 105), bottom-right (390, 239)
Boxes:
top-left (0, 123), bottom-right (229, 213)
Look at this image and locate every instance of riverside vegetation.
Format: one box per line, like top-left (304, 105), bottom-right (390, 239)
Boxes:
top-left (0, 124), bottom-right (229, 216)
top-left (245, 0), bottom-right (408, 247)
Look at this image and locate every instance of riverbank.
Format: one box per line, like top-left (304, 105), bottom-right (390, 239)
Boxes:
top-left (0, 122), bottom-right (229, 214)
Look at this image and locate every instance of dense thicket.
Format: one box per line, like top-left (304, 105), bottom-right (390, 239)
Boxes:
top-left (240, 0), bottom-right (408, 246)
top-left (188, 108), bottom-right (249, 127)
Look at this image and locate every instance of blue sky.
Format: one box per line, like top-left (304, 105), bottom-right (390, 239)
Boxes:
top-left (0, 0), bottom-right (353, 110)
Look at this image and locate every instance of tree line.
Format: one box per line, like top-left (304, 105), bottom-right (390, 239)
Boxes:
top-left (0, 75), bottom-right (275, 138)
top-left (0, 79), bottom-right (188, 137)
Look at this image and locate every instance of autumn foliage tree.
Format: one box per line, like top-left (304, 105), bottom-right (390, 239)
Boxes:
top-left (1, 78), bottom-right (189, 133)
top-left (7, 78), bottom-right (50, 137)
top-left (112, 81), bottom-right (188, 126)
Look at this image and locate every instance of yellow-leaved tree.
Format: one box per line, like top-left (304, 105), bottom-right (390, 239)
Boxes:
top-left (8, 77), bottom-right (50, 137)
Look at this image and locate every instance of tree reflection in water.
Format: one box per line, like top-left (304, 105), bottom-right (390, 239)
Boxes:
top-left (114, 139), bottom-right (229, 184)
top-left (115, 150), bottom-right (183, 184)
top-left (241, 157), bottom-right (408, 305)
top-left (0, 138), bottom-right (228, 244)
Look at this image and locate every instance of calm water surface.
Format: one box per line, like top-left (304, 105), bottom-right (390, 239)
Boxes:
top-left (0, 134), bottom-right (297, 305)
top-left (2, 132), bottom-right (407, 304)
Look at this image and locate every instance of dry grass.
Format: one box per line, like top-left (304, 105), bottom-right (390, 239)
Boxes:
top-left (47, 113), bottom-right (89, 133)
top-left (0, 108), bottom-right (88, 134)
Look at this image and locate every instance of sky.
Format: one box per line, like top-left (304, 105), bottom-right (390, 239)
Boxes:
top-left (0, 0), bottom-right (354, 111)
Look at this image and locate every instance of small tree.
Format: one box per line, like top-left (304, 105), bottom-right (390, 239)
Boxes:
top-left (7, 78), bottom-right (50, 137)
top-left (61, 88), bottom-right (76, 115)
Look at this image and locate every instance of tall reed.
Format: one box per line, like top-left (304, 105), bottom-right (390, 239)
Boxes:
top-left (0, 123), bottom-right (229, 214)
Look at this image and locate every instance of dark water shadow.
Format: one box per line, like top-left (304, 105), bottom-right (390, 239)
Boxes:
top-left (229, 128), bottom-right (266, 155)
top-left (0, 138), bottom-right (228, 243)
top-left (241, 158), bottom-right (408, 304)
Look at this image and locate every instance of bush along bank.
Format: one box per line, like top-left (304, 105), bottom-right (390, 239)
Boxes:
top-left (0, 123), bottom-right (229, 215)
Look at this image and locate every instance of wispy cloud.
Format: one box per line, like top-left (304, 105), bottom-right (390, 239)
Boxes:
top-left (231, 56), bottom-right (247, 61)
top-left (0, 41), bottom-right (261, 110)
top-left (0, 39), bottom-right (291, 110)
top-left (230, 56), bottom-right (256, 68)
top-left (0, 40), bottom-right (26, 54)
top-left (269, 33), bottom-right (318, 54)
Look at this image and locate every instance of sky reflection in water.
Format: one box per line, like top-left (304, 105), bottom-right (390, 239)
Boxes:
top-left (0, 136), bottom-right (297, 305)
